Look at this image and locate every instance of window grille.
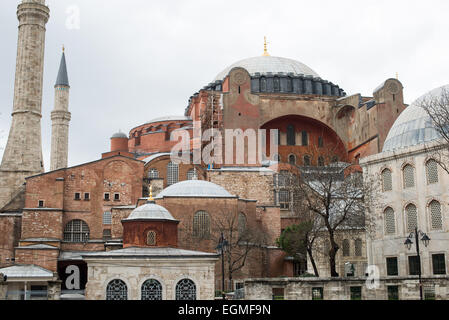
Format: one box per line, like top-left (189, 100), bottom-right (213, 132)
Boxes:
top-left (106, 279), bottom-right (127, 300)
top-left (355, 239), bottom-right (363, 257)
top-left (312, 287), bottom-right (323, 300)
top-left (342, 239), bottom-right (350, 256)
top-left (279, 190), bottom-right (290, 210)
top-left (403, 165), bottom-right (415, 188)
top-left (167, 162), bottom-right (179, 186)
top-left (426, 160), bottom-right (439, 184)
top-left (406, 204), bottom-right (418, 233)
top-left (430, 200), bottom-right (443, 230)
top-left (147, 231), bottom-right (157, 246)
top-left (103, 212), bottom-right (112, 225)
top-left (141, 279), bottom-right (162, 300)
top-left (432, 254), bottom-right (446, 275)
top-left (382, 169), bottom-right (393, 192)
top-left (350, 287), bottom-right (362, 300)
top-left (424, 285), bottom-right (436, 300)
top-left (64, 220), bottom-right (90, 243)
top-left (387, 286), bottom-right (399, 300)
top-left (148, 168), bottom-right (159, 179)
top-left (193, 211), bottom-right (210, 238)
top-left (176, 279), bottom-right (196, 300)
top-left (384, 207), bottom-right (396, 235)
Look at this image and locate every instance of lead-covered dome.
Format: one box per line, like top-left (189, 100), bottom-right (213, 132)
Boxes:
top-left (214, 55), bottom-right (320, 82)
top-left (124, 202), bottom-right (177, 221)
top-left (156, 180), bottom-right (233, 198)
top-left (383, 85), bottom-right (448, 152)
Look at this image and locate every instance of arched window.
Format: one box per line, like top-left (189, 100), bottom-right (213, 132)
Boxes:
top-left (331, 156), bottom-right (338, 163)
top-left (384, 207), bottom-right (396, 235)
top-left (342, 239), bottom-right (350, 257)
top-left (176, 279), bottom-right (196, 300)
top-left (238, 213), bottom-right (247, 235)
top-left (106, 279), bottom-right (127, 300)
top-left (287, 125), bottom-right (296, 146)
top-left (273, 77), bottom-right (280, 92)
top-left (193, 211), bottom-right (210, 238)
top-left (354, 239), bottom-right (363, 257)
top-left (318, 156), bottom-right (325, 167)
top-left (147, 231), bottom-right (157, 246)
top-left (403, 165), bottom-right (415, 189)
top-left (187, 168), bottom-right (198, 180)
top-left (148, 168), bottom-right (159, 179)
top-left (260, 77), bottom-right (267, 92)
top-left (303, 155), bottom-right (311, 167)
top-left (64, 220), bottom-right (90, 243)
top-left (382, 169), bottom-right (393, 192)
top-left (167, 162), bottom-right (179, 186)
top-left (429, 200), bottom-right (443, 230)
top-left (406, 204), bottom-right (418, 233)
top-left (141, 279), bottom-right (162, 300)
top-left (288, 154), bottom-right (296, 165)
top-left (426, 160), bottom-right (439, 184)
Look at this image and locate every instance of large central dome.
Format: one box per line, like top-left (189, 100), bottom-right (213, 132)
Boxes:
top-left (214, 55), bottom-right (320, 82)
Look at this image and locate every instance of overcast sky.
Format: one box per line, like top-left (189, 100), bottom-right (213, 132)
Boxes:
top-left (1, 0), bottom-right (449, 170)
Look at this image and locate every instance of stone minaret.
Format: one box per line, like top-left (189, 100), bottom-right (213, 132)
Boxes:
top-left (50, 49), bottom-right (71, 171)
top-left (0, 0), bottom-right (49, 209)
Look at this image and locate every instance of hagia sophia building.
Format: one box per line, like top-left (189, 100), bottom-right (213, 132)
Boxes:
top-left (1, 0), bottom-right (448, 301)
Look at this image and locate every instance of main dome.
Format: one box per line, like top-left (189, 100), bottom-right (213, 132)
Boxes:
top-left (382, 85), bottom-right (448, 152)
top-left (213, 55), bottom-right (320, 82)
top-left (156, 180), bottom-right (233, 198)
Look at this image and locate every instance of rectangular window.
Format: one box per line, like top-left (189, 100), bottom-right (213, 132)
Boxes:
top-left (30, 286), bottom-right (48, 300)
top-left (103, 212), bottom-right (112, 225)
top-left (318, 136), bottom-right (324, 148)
top-left (424, 285), bottom-right (436, 300)
top-left (387, 286), bottom-right (399, 300)
top-left (432, 254), bottom-right (446, 275)
top-left (302, 131), bottom-right (308, 146)
top-left (350, 287), bottom-right (362, 300)
top-left (104, 193), bottom-right (110, 201)
top-left (272, 288), bottom-right (284, 301)
top-left (84, 193), bottom-right (90, 201)
top-left (279, 190), bottom-right (290, 210)
top-left (103, 229), bottom-right (112, 241)
top-left (114, 193), bottom-right (120, 201)
top-left (312, 287), bottom-right (323, 300)
top-left (408, 256), bottom-right (420, 276)
top-left (38, 200), bottom-right (44, 208)
top-left (386, 257), bottom-right (399, 276)
top-left (74, 193), bottom-right (81, 201)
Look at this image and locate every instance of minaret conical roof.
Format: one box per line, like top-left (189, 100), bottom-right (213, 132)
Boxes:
top-left (55, 51), bottom-right (69, 87)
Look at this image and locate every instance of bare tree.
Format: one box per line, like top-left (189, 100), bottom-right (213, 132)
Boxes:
top-left (420, 86), bottom-right (449, 174)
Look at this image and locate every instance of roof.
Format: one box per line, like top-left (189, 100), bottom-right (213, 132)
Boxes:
top-left (383, 84), bottom-right (448, 152)
top-left (16, 244), bottom-right (58, 250)
top-left (147, 116), bottom-right (192, 124)
top-left (0, 265), bottom-right (54, 279)
top-left (111, 131), bottom-right (128, 139)
top-left (214, 55), bottom-right (320, 82)
top-left (156, 180), bottom-right (234, 198)
top-left (55, 52), bottom-right (69, 86)
top-left (82, 247), bottom-right (219, 259)
top-left (142, 152), bottom-right (172, 164)
top-left (123, 202), bottom-right (177, 222)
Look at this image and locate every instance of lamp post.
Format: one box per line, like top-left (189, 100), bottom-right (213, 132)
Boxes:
top-left (216, 232), bottom-right (228, 300)
top-left (404, 227), bottom-right (431, 300)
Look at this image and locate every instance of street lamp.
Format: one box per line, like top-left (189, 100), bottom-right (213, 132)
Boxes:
top-left (404, 227), bottom-right (431, 300)
top-left (216, 232), bottom-right (228, 300)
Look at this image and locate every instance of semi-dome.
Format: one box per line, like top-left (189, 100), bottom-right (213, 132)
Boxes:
top-left (214, 55), bottom-right (320, 82)
top-left (382, 85), bottom-right (448, 152)
top-left (156, 180), bottom-right (233, 198)
top-left (123, 202), bottom-right (177, 221)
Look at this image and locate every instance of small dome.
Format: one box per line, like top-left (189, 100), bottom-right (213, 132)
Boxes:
top-left (383, 85), bottom-right (448, 152)
top-left (156, 180), bottom-right (233, 198)
top-left (214, 55), bottom-right (320, 82)
top-left (111, 132), bottom-right (128, 139)
top-left (124, 202), bottom-right (177, 221)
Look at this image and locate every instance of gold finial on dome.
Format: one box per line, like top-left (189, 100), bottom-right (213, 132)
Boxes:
top-left (62, 45), bottom-right (65, 53)
top-left (148, 185), bottom-right (154, 202)
top-left (263, 36), bottom-right (270, 56)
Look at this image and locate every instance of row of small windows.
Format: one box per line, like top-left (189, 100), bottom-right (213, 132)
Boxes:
top-left (148, 166), bottom-right (198, 183)
top-left (382, 160), bottom-right (439, 192)
top-left (72, 192), bottom-right (120, 201)
top-left (106, 278), bottom-right (196, 300)
top-left (386, 254), bottom-right (447, 277)
top-left (281, 154), bottom-right (338, 166)
top-left (383, 201), bottom-right (444, 235)
top-left (342, 239), bottom-right (363, 257)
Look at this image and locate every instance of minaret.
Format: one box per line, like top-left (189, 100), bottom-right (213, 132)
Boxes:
top-left (50, 48), bottom-right (71, 171)
top-left (0, 0), bottom-right (50, 209)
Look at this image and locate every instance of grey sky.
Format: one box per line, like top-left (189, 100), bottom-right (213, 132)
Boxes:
top-left (1, 0), bottom-right (449, 169)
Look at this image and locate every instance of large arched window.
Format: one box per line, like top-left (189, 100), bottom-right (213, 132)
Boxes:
top-left (287, 125), bottom-right (296, 146)
top-left (167, 162), bottom-right (179, 186)
top-left (403, 165), bottom-right (415, 189)
top-left (426, 159), bottom-right (439, 184)
top-left (106, 279), bottom-right (128, 300)
top-left (382, 169), bottom-right (393, 192)
top-left (429, 200), bottom-right (443, 230)
top-left (193, 211), bottom-right (210, 238)
top-left (141, 279), bottom-right (162, 300)
top-left (384, 207), bottom-right (396, 235)
top-left (354, 239), bottom-right (363, 257)
top-left (64, 220), bottom-right (90, 243)
top-left (176, 279), bottom-right (196, 300)
top-left (148, 168), bottom-right (159, 179)
top-left (342, 239), bottom-right (350, 257)
top-left (406, 204), bottom-right (418, 233)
